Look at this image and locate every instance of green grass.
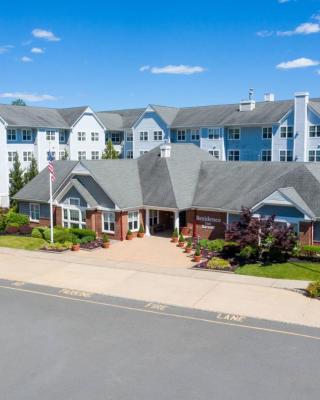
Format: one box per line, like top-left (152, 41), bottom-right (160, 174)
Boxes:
top-left (0, 235), bottom-right (46, 251)
top-left (235, 261), bottom-right (320, 281)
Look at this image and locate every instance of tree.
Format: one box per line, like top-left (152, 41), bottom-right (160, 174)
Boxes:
top-left (101, 139), bottom-right (119, 159)
top-left (24, 155), bottom-right (38, 184)
top-left (60, 149), bottom-right (69, 160)
top-left (9, 153), bottom-right (25, 206)
top-left (11, 99), bottom-right (26, 106)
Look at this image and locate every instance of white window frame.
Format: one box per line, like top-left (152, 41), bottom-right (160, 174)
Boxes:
top-left (29, 203), bottom-right (40, 222)
top-left (140, 131), bottom-right (149, 141)
top-left (8, 151), bottom-right (17, 162)
top-left (59, 150), bottom-right (67, 160)
top-left (23, 151), bottom-right (33, 162)
top-left (62, 207), bottom-right (86, 229)
top-left (308, 149), bottom-right (320, 162)
top-left (228, 128), bottom-right (240, 140)
top-left (46, 131), bottom-right (56, 141)
top-left (261, 149), bottom-right (272, 161)
top-left (126, 150), bottom-right (133, 159)
top-left (153, 130), bottom-right (163, 141)
top-left (102, 211), bottom-right (115, 233)
top-left (110, 132), bottom-right (121, 144)
top-left (78, 151), bottom-right (86, 160)
top-left (228, 150), bottom-right (240, 161)
top-left (149, 210), bottom-right (159, 227)
top-left (280, 126), bottom-right (293, 139)
top-left (91, 151), bottom-right (99, 160)
top-left (309, 125), bottom-right (320, 138)
top-left (177, 129), bottom-right (186, 142)
top-left (126, 132), bottom-right (133, 142)
top-left (7, 129), bottom-right (17, 142)
top-left (78, 132), bottom-right (86, 141)
top-left (191, 129), bottom-right (200, 141)
top-left (208, 150), bottom-right (220, 159)
top-left (279, 149), bottom-right (293, 162)
top-left (262, 127), bottom-right (272, 140)
top-left (208, 128), bottom-right (220, 140)
top-left (22, 129), bottom-right (32, 142)
top-left (91, 132), bottom-right (99, 141)
top-left (59, 131), bottom-right (66, 143)
top-left (128, 210), bottom-right (139, 232)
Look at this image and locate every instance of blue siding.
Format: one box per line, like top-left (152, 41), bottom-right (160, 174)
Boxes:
top-left (19, 201), bottom-right (50, 219)
top-left (272, 111), bottom-right (294, 161)
top-left (255, 204), bottom-right (304, 219)
top-left (60, 187), bottom-right (87, 207)
top-left (306, 109), bottom-right (320, 157)
top-left (7, 129), bottom-right (37, 144)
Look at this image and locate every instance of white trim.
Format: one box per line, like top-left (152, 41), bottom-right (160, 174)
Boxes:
top-left (176, 129), bottom-right (186, 142)
top-left (139, 131), bottom-right (149, 141)
top-left (279, 149), bottom-right (293, 162)
top-left (227, 127), bottom-right (241, 140)
top-left (101, 211), bottom-right (115, 234)
top-left (227, 149), bottom-right (240, 161)
top-left (29, 202), bottom-right (40, 222)
top-left (261, 126), bottom-right (272, 140)
top-left (128, 210), bottom-right (140, 232)
top-left (260, 149), bottom-right (272, 162)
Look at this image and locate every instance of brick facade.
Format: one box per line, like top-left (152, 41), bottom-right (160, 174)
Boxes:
top-left (299, 221), bottom-right (313, 245)
top-left (188, 209), bottom-right (227, 240)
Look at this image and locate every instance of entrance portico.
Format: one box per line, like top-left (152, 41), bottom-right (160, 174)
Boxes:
top-left (144, 208), bottom-right (180, 237)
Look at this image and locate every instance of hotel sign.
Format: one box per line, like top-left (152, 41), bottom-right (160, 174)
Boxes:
top-left (196, 215), bottom-right (222, 230)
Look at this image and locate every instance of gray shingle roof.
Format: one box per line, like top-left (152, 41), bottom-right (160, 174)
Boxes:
top-left (150, 105), bottom-right (180, 126)
top-left (309, 100), bottom-right (320, 117)
top-left (57, 106), bottom-right (89, 127)
top-left (96, 108), bottom-right (144, 130)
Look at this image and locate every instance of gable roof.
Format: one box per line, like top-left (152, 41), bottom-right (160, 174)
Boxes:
top-left (96, 108), bottom-right (144, 130)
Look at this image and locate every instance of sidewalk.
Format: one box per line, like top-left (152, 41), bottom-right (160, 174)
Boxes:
top-left (0, 247), bottom-right (319, 328)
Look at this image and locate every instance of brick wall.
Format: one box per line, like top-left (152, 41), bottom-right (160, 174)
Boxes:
top-left (299, 222), bottom-right (313, 245)
top-left (191, 209), bottom-right (227, 240)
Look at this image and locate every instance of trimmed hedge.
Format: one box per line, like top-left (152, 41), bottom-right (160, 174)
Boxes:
top-left (31, 228), bottom-right (43, 239)
top-left (306, 281), bottom-right (320, 298)
top-left (301, 245), bottom-right (320, 255)
top-left (6, 211), bottom-right (29, 226)
top-left (69, 228), bottom-right (96, 240)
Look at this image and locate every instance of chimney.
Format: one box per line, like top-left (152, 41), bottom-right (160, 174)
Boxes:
top-left (294, 91), bottom-right (309, 162)
top-left (264, 93), bottom-right (275, 102)
top-left (160, 143), bottom-right (171, 158)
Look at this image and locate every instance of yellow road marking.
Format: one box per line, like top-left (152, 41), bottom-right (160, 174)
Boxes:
top-left (0, 283), bottom-right (319, 341)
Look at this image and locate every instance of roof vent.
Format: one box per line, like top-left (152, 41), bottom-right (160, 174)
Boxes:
top-left (239, 100), bottom-right (256, 112)
top-left (160, 143), bottom-right (171, 158)
top-left (264, 93), bottom-right (275, 102)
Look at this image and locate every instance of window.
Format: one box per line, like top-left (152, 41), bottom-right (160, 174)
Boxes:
top-left (111, 132), bottom-right (121, 144)
top-left (126, 150), bottom-right (133, 159)
top-left (22, 129), bottom-right (32, 141)
top-left (208, 128), bottom-right (220, 140)
top-left (29, 203), bottom-right (40, 222)
top-left (91, 151), bottom-right (99, 160)
top-left (78, 132), bottom-right (86, 141)
top-left (140, 151), bottom-right (148, 156)
top-left (140, 131), bottom-right (148, 141)
top-left (47, 151), bottom-right (56, 160)
top-left (191, 129), bottom-right (200, 141)
top-left (7, 129), bottom-right (16, 141)
top-left (59, 131), bottom-right (66, 143)
top-left (153, 131), bottom-right (163, 141)
top-left (261, 150), bottom-right (271, 161)
top-left (69, 197), bottom-right (80, 206)
top-left (309, 125), bottom-right (320, 138)
top-left (91, 132), bottom-right (99, 141)
top-left (262, 127), bottom-right (272, 139)
top-left (280, 126), bottom-right (293, 138)
top-left (59, 150), bottom-right (68, 160)
top-left (8, 151), bottom-right (17, 162)
top-left (280, 150), bottom-right (293, 162)
top-left (46, 131), bottom-right (55, 141)
top-left (308, 150), bottom-right (320, 162)
top-left (63, 208), bottom-right (86, 229)
top-left (126, 132), bottom-right (133, 142)
top-left (228, 150), bottom-right (240, 161)
top-left (128, 211), bottom-right (139, 231)
top-left (177, 129), bottom-right (186, 141)
top-left (228, 128), bottom-right (240, 140)
top-left (103, 211), bottom-right (115, 233)
top-left (208, 150), bottom-right (220, 159)
top-left (78, 151), bottom-right (86, 160)
top-left (149, 210), bottom-right (158, 227)
top-left (23, 151), bottom-right (33, 162)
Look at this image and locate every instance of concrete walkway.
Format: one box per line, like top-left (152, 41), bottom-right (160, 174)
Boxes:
top-left (0, 247), bottom-right (319, 328)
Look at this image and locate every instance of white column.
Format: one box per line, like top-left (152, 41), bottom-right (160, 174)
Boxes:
top-left (174, 211), bottom-right (180, 232)
top-left (145, 209), bottom-right (150, 236)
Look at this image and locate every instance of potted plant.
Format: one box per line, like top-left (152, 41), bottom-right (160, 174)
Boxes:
top-left (178, 233), bottom-right (185, 248)
top-left (171, 227), bottom-right (179, 243)
top-left (102, 233), bottom-right (110, 248)
top-left (185, 239), bottom-right (193, 254)
top-left (72, 237), bottom-right (81, 251)
top-left (138, 225), bottom-right (145, 238)
top-left (194, 245), bottom-right (202, 262)
top-left (126, 229), bottom-right (133, 240)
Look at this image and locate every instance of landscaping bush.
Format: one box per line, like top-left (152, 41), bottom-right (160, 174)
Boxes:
top-left (207, 239), bottom-right (225, 252)
top-left (79, 235), bottom-right (95, 244)
top-left (0, 214), bottom-right (6, 232)
top-left (5, 223), bottom-right (19, 234)
top-left (199, 239), bottom-right (209, 249)
top-left (306, 281), bottom-right (320, 298)
top-left (103, 233), bottom-right (109, 243)
top-left (19, 224), bottom-right (32, 235)
top-left (222, 242), bottom-right (240, 258)
top-left (69, 228), bottom-right (96, 240)
top-left (6, 211), bottom-right (29, 227)
top-left (301, 245), bottom-right (320, 257)
top-left (41, 241), bottom-right (72, 252)
top-left (43, 227), bottom-right (73, 243)
top-left (239, 245), bottom-right (258, 262)
top-left (207, 257), bottom-right (231, 271)
top-left (31, 228), bottom-right (43, 239)
top-left (178, 233), bottom-right (185, 243)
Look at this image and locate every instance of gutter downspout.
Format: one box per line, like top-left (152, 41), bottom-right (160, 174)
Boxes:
top-left (120, 211), bottom-right (124, 241)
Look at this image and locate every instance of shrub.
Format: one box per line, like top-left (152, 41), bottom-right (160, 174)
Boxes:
top-left (139, 225), bottom-right (144, 233)
top-left (178, 233), bottom-right (185, 243)
top-left (207, 239), bottom-right (225, 252)
top-left (69, 228), bottom-right (96, 240)
top-left (172, 228), bottom-right (179, 238)
top-left (103, 233), bottom-right (109, 243)
top-left (199, 239), bottom-right (209, 249)
top-left (0, 214), bottom-right (6, 232)
top-left (301, 245), bottom-right (320, 256)
top-left (239, 245), bottom-right (258, 261)
top-left (42, 241), bottom-right (72, 251)
top-left (195, 245), bottom-right (201, 257)
top-left (6, 211), bottom-right (29, 226)
top-left (19, 224), bottom-right (32, 235)
top-left (207, 257), bottom-right (230, 271)
top-left (31, 228), bottom-right (43, 239)
top-left (79, 236), bottom-right (95, 244)
top-left (43, 227), bottom-right (73, 243)
top-left (127, 229), bottom-right (132, 236)
top-left (5, 223), bottom-right (19, 234)
top-left (222, 242), bottom-right (240, 258)
top-left (186, 238), bottom-right (192, 248)
top-left (306, 281), bottom-right (320, 298)
top-left (72, 237), bottom-right (81, 245)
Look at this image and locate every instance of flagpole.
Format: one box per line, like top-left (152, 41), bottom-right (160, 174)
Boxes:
top-left (49, 172), bottom-right (53, 243)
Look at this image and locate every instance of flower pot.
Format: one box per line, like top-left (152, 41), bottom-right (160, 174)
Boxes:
top-left (102, 242), bottom-right (110, 249)
top-left (194, 255), bottom-right (201, 262)
top-left (178, 241), bottom-right (185, 248)
top-left (72, 244), bottom-right (80, 251)
top-left (185, 247), bottom-right (192, 254)
top-left (127, 235), bottom-right (133, 240)
top-left (138, 232), bottom-right (145, 238)
top-left (172, 237), bottom-right (178, 243)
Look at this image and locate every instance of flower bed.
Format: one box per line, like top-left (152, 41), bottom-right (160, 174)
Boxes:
top-left (80, 238), bottom-right (103, 251)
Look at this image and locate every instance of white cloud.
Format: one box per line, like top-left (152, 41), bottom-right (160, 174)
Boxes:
top-left (141, 64), bottom-right (206, 75)
top-left (139, 65), bottom-right (150, 72)
top-left (0, 92), bottom-right (57, 102)
top-left (32, 29), bottom-right (60, 42)
top-left (0, 44), bottom-right (13, 54)
top-left (21, 56), bottom-right (33, 63)
top-left (276, 57), bottom-right (320, 69)
top-left (277, 22), bottom-right (320, 36)
top-left (31, 47), bottom-right (44, 54)
top-left (257, 30), bottom-right (274, 37)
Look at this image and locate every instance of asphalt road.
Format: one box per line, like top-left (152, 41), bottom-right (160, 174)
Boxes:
top-left (0, 279), bottom-right (319, 400)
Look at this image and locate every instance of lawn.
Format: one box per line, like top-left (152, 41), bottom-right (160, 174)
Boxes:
top-left (236, 261), bottom-right (320, 281)
top-left (0, 235), bottom-right (46, 251)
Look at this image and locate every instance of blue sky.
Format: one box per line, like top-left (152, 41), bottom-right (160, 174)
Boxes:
top-left (0, 0), bottom-right (319, 110)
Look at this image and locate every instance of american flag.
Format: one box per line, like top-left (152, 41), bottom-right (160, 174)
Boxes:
top-left (48, 151), bottom-right (56, 182)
